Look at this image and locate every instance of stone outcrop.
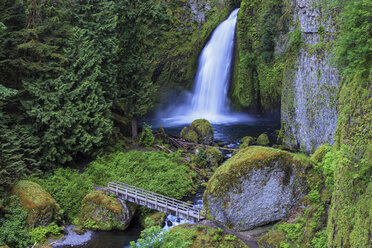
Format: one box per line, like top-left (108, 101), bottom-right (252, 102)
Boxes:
top-left (80, 191), bottom-right (135, 231)
top-left (281, 0), bottom-right (339, 152)
top-left (180, 119), bottom-right (214, 145)
top-left (12, 180), bottom-right (61, 228)
top-left (204, 146), bottom-right (310, 231)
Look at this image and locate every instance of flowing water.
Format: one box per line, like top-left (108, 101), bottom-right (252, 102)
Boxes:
top-left (157, 8), bottom-right (254, 125)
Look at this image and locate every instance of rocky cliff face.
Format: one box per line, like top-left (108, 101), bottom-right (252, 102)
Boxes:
top-left (281, 0), bottom-right (340, 152)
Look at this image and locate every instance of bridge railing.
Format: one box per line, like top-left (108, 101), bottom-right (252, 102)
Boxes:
top-left (108, 181), bottom-right (206, 218)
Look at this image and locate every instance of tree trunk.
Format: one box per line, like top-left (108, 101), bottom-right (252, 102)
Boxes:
top-left (131, 115), bottom-right (138, 139)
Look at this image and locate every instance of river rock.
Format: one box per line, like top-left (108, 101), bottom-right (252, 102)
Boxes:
top-left (256, 133), bottom-right (270, 146)
top-left (204, 146), bottom-right (309, 231)
top-left (180, 119), bottom-right (214, 145)
top-left (12, 180), bottom-right (61, 228)
top-left (80, 191), bottom-right (135, 231)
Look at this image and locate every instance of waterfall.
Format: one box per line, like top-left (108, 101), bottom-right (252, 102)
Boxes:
top-left (158, 8), bottom-right (252, 125)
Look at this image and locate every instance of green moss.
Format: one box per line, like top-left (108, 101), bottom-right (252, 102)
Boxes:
top-left (80, 191), bottom-right (134, 231)
top-left (310, 144), bottom-right (332, 163)
top-left (180, 127), bottom-right (199, 143)
top-left (171, 224), bottom-right (249, 248)
top-left (230, 0), bottom-right (294, 112)
top-left (206, 146), bottom-right (306, 199)
top-left (12, 180), bottom-right (61, 228)
top-left (258, 230), bottom-right (287, 248)
top-left (205, 147), bottom-right (223, 167)
top-left (190, 119), bottom-right (214, 145)
top-left (256, 133), bottom-right (270, 146)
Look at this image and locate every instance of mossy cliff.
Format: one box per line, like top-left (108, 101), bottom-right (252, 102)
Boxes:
top-left (232, 0), bottom-right (339, 152)
top-left (12, 180), bottom-right (61, 228)
top-left (204, 146), bottom-right (310, 231)
top-left (80, 191), bottom-right (136, 231)
top-left (154, 0), bottom-right (241, 97)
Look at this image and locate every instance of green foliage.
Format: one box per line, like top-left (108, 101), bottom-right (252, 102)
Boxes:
top-left (130, 225), bottom-right (192, 248)
top-left (275, 218), bottom-right (305, 244)
top-left (139, 123), bottom-right (155, 148)
top-left (333, 0), bottom-right (372, 77)
top-left (29, 222), bottom-right (63, 243)
top-left (225, 234), bottom-right (237, 241)
top-left (85, 150), bottom-right (193, 199)
top-left (311, 230), bottom-right (328, 248)
top-left (0, 195), bottom-right (31, 248)
top-left (116, 0), bottom-right (169, 136)
top-left (30, 168), bottom-right (93, 222)
top-left (193, 147), bottom-right (208, 168)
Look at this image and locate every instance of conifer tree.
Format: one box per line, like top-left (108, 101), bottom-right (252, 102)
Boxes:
top-left (21, 0), bottom-right (119, 166)
top-left (116, 0), bottom-right (169, 138)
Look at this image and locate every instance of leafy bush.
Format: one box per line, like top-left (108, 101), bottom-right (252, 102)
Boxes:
top-left (139, 123), bottom-right (155, 147)
top-left (29, 168), bottom-right (93, 222)
top-left (85, 150), bottom-right (194, 199)
top-left (130, 225), bottom-right (192, 248)
top-left (0, 195), bottom-right (31, 248)
top-left (29, 222), bottom-right (63, 243)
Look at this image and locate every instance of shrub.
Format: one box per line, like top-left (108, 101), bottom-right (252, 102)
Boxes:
top-left (0, 195), bottom-right (31, 248)
top-left (29, 168), bottom-right (93, 222)
top-left (85, 150), bottom-right (193, 199)
top-left (139, 123), bottom-right (155, 147)
top-left (29, 222), bottom-right (63, 243)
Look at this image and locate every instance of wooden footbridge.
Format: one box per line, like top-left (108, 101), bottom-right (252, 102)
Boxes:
top-left (107, 181), bottom-right (206, 222)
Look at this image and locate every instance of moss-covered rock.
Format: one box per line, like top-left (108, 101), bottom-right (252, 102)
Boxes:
top-left (80, 191), bottom-right (135, 231)
top-left (12, 180), bottom-right (61, 228)
top-left (256, 133), bottom-right (270, 146)
top-left (205, 147), bottom-right (223, 167)
top-left (204, 146), bottom-right (310, 231)
top-left (257, 230), bottom-right (287, 248)
top-left (180, 119), bottom-right (214, 145)
top-left (143, 212), bottom-right (167, 228)
top-left (241, 136), bottom-right (256, 145)
top-left (171, 224), bottom-right (249, 248)
top-left (180, 127), bottom-right (199, 143)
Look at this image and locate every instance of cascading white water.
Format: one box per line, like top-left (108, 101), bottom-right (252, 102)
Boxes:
top-left (190, 8), bottom-right (239, 116)
top-left (159, 8), bottom-right (253, 125)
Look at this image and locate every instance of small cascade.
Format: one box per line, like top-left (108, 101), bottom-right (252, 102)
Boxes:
top-left (158, 8), bottom-right (253, 126)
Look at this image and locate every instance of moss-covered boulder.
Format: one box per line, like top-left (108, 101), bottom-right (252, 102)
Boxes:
top-left (180, 127), bottom-right (199, 143)
top-left (257, 133), bottom-right (270, 146)
top-left (310, 144), bottom-right (332, 163)
top-left (205, 147), bottom-right (223, 167)
top-left (171, 224), bottom-right (249, 248)
top-left (12, 180), bottom-right (61, 228)
top-left (80, 191), bottom-right (135, 231)
top-left (180, 119), bottom-right (214, 145)
top-left (239, 136), bottom-right (256, 149)
top-left (204, 146), bottom-right (310, 231)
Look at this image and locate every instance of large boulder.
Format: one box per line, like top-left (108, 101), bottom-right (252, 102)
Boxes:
top-left (180, 119), bottom-right (214, 145)
top-left (80, 191), bottom-right (135, 231)
top-left (12, 180), bottom-right (61, 228)
top-left (204, 146), bottom-right (310, 231)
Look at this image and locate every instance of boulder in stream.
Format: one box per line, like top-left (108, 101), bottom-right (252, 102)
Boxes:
top-left (80, 191), bottom-right (135, 231)
top-left (180, 119), bottom-right (214, 145)
top-left (204, 146), bottom-right (310, 231)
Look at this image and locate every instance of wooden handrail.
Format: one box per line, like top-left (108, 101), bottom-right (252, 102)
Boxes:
top-left (107, 181), bottom-right (206, 221)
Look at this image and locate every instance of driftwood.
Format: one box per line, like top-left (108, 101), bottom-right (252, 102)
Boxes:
top-left (168, 137), bottom-right (236, 152)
